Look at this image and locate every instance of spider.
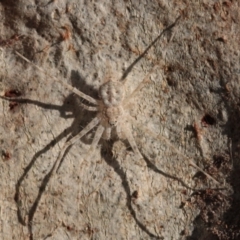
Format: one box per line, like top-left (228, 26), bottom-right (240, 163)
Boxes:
top-left (15, 52), bottom-right (158, 179)
top-left (14, 52), bottom-right (222, 187)
top-left (5, 15), bottom-right (222, 191)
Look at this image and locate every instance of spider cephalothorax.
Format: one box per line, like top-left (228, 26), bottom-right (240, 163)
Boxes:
top-left (99, 80), bottom-right (125, 107)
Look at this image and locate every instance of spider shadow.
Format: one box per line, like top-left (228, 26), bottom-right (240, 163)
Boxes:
top-left (100, 140), bottom-right (164, 239)
top-left (11, 70), bottom-right (98, 239)
top-left (101, 137), bottom-right (203, 239)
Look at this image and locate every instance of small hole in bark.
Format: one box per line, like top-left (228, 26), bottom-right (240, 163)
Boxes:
top-left (213, 155), bottom-right (225, 168)
top-left (132, 190), bottom-right (138, 199)
top-left (201, 114), bottom-right (216, 126)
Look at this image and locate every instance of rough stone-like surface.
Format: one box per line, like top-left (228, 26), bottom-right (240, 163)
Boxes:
top-left (0, 1), bottom-right (239, 239)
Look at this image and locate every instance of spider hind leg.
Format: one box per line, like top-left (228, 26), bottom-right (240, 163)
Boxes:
top-left (121, 122), bottom-right (145, 166)
top-left (86, 124), bottom-right (105, 160)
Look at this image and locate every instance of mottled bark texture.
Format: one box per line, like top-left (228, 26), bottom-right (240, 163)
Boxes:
top-left (0, 1), bottom-right (239, 239)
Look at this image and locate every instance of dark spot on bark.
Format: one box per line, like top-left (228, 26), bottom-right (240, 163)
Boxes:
top-left (202, 114), bottom-right (216, 126)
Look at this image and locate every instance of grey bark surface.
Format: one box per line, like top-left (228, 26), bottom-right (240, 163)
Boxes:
top-left (0, 1), bottom-right (239, 240)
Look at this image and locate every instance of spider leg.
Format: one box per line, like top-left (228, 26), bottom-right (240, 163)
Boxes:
top-left (15, 51), bottom-right (98, 105)
top-left (123, 65), bottom-right (159, 106)
top-left (122, 122), bottom-right (145, 164)
top-left (78, 101), bottom-right (98, 111)
top-left (121, 121), bottom-right (152, 198)
top-left (86, 124), bottom-right (105, 159)
top-left (129, 116), bottom-right (223, 186)
top-left (50, 117), bottom-right (100, 179)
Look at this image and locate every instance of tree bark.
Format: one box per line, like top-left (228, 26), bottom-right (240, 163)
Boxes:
top-left (0, 1), bottom-right (239, 239)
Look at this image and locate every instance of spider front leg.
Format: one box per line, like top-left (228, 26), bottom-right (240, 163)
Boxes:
top-left (123, 64), bottom-right (159, 106)
top-left (15, 51), bottom-right (99, 109)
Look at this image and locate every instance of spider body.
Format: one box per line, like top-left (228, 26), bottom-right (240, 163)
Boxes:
top-left (97, 80), bottom-right (126, 140)
top-left (15, 51), bottom-right (159, 169)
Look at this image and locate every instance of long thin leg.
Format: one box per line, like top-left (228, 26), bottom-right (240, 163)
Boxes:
top-left (123, 65), bottom-right (159, 106)
top-left (51, 117), bottom-right (100, 178)
top-left (128, 116), bottom-right (223, 186)
top-left (15, 51), bottom-right (98, 105)
top-left (122, 122), bottom-right (152, 200)
top-left (120, 16), bottom-right (181, 82)
top-left (78, 100), bottom-right (98, 111)
top-left (122, 122), bottom-right (144, 163)
top-left (86, 124), bottom-right (105, 159)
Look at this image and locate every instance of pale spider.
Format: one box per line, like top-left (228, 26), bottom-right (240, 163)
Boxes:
top-left (15, 52), bottom-right (158, 177)
top-left (15, 51), bottom-right (221, 186)
top-left (9, 15), bottom-right (223, 188)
